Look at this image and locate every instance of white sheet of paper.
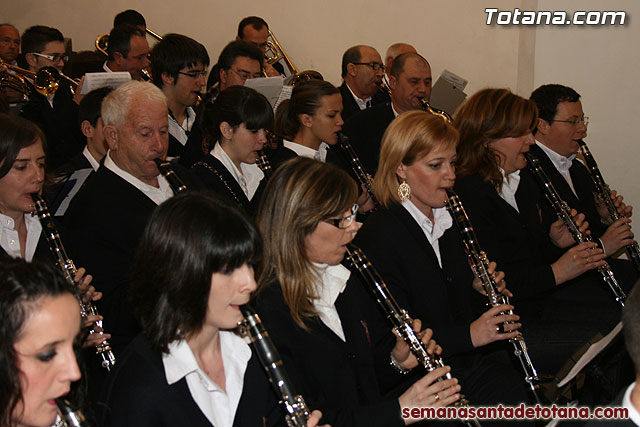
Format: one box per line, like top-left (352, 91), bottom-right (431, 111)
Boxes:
top-left (80, 72), bottom-right (131, 94)
top-left (245, 76), bottom-right (285, 109)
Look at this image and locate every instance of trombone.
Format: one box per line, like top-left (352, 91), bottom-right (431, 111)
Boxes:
top-left (263, 30), bottom-right (323, 84)
top-left (0, 60), bottom-right (77, 98)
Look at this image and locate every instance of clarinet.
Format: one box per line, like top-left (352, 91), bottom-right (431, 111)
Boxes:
top-left (345, 244), bottom-right (481, 427)
top-left (238, 305), bottom-right (310, 427)
top-left (30, 194), bottom-right (116, 371)
top-left (256, 150), bottom-right (274, 179)
top-left (525, 152), bottom-right (627, 307)
top-left (337, 132), bottom-right (378, 206)
top-left (154, 158), bottom-right (188, 193)
top-left (55, 398), bottom-right (91, 427)
top-left (445, 189), bottom-right (542, 403)
top-left (577, 140), bottom-right (640, 273)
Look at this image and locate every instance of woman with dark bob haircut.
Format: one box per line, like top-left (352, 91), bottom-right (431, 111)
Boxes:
top-left (0, 259), bottom-right (82, 427)
top-left (453, 88), bottom-right (620, 373)
top-left (255, 157), bottom-right (459, 426)
top-left (98, 191), bottom-right (324, 426)
top-left (191, 86), bottom-right (290, 216)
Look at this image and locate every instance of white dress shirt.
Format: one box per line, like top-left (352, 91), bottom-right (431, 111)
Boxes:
top-left (163, 333), bottom-right (251, 427)
top-left (283, 139), bottom-right (329, 162)
top-left (622, 382), bottom-right (640, 425)
top-left (345, 83), bottom-right (372, 110)
top-left (104, 153), bottom-right (173, 205)
top-left (402, 200), bottom-right (453, 268)
top-left (0, 213), bottom-right (42, 261)
top-left (169, 107), bottom-right (195, 146)
top-left (311, 263), bottom-right (351, 341)
top-left (498, 168), bottom-right (521, 213)
top-left (211, 143), bottom-right (264, 201)
top-left (536, 141), bottom-right (578, 196)
top-left (82, 146), bottom-right (101, 171)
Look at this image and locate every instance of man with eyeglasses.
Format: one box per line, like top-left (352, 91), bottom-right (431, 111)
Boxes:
top-left (205, 40), bottom-right (263, 96)
top-left (530, 84), bottom-right (637, 269)
top-left (151, 33), bottom-right (209, 160)
top-left (20, 25), bottom-right (84, 169)
top-left (339, 45), bottom-right (388, 122)
top-left (342, 52), bottom-right (432, 175)
top-left (104, 24), bottom-right (150, 81)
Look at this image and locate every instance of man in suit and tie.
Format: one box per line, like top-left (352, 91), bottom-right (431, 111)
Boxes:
top-left (339, 45), bottom-right (388, 122)
top-left (342, 52), bottom-right (432, 174)
top-left (64, 80), bottom-right (192, 353)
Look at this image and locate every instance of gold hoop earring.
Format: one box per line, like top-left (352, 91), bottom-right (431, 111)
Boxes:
top-left (397, 180), bottom-right (411, 202)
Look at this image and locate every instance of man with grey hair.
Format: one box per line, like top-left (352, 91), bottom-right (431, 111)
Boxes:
top-left (339, 45), bottom-right (389, 122)
top-left (64, 81), bottom-right (193, 353)
top-left (384, 43), bottom-right (416, 81)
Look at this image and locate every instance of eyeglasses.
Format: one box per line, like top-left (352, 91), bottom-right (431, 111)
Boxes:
top-left (31, 52), bottom-right (69, 63)
top-left (352, 62), bottom-right (385, 71)
top-left (178, 70), bottom-right (208, 79)
top-left (323, 204), bottom-right (358, 229)
top-left (550, 116), bottom-right (589, 126)
top-left (228, 67), bottom-right (259, 80)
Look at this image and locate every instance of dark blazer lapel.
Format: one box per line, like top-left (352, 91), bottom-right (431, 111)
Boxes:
top-left (530, 144), bottom-right (581, 209)
top-left (388, 203), bottom-right (442, 269)
top-left (204, 155), bottom-right (251, 208)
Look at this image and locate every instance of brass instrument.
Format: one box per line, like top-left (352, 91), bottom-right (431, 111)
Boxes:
top-left (525, 152), bottom-right (627, 307)
top-left (154, 158), bottom-right (188, 193)
top-left (419, 98), bottom-right (453, 123)
top-left (238, 305), bottom-right (311, 427)
top-left (337, 132), bottom-right (378, 206)
top-left (0, 60), bottom-right (77, 97)
top-left (95, 27), bottom-right (163, 56)
top-left (264, 30), bottom-right (322, 85)
top-left (31, 194), bottom-right (116, 371)
top-left (577, 139), bottom-right (640, 273)
top-left (345, 243), bottom-right (482, 427)
top-left (445, 189), bottom-right (542, 403)
top-left (55, 398), bottom-right (90, 427)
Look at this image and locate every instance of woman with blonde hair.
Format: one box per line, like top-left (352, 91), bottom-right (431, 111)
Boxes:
top-left (355, 110), bottom-right (531, 405)
top-left (453, 88), bottom-right (621, 373)
top-left (255, 156), bottom-right (460, 426)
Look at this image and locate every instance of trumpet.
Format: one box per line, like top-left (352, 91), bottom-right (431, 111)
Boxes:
top-left (0, 60), bottom-right (77, 97)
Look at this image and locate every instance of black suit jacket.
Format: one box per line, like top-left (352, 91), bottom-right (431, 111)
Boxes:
top-left (20, 81), bottom-right (84, 170)
top-left (527, 144), bottom-right (608, 239)
top-left (62, 165), bottom-right (192, 353)
top-left (98, 334), bottom-right (283, 426)
top-left (354, 203), bottom-right (476, 359)
top-left (454, 173), bottom-right (558, 302)
top-left (255, 281), bottom-right (404, 427)
top-left (342, 103), bottom-right (395, 175)
top-left (339, 82), bottom-right (391, 123)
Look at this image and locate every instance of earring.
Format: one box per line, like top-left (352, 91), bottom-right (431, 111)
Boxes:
top-left (397, 180), bottom-right (411, 202)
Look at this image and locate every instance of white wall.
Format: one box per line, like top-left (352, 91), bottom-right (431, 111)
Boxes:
top-left (5, 0), bottom-right (639, 208)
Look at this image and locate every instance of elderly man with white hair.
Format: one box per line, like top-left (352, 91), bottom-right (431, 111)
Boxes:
top-left (63, 80), bottom-right (194, 354)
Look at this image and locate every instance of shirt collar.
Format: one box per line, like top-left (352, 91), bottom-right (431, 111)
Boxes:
top-left (283, 139), bottom-right (329, 162)
top-left (311, 263), bottom-right (351, 307)
top-left (104, 152), bottom-right (172, 203)
top-left (211, 142), bottom-right (264, 198)
top-left (623, 382), bottom-right (640, 425)
top-left (535, 140), bottom-right (576, 174)
top-left (345, 83), bottom-right (371, 110)
top-left (401, 199), bottom-right (453, 240)
top-left (82, 146), bottom-right (101, 171)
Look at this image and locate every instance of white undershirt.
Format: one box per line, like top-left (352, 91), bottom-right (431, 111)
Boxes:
top-left (345, 82), bottom-right (372, 110)
top-left (104, 153), bottom-right (173, 205)
top-left (211, 143), bottom-right (264, 200)
top-left (0, 212), bottom-right (42, 261)
top-left (163, 333), bottom-right (251, 427)
top-left (498, 168), bottom-right (521, 213)
top-left (283, 139), bottom-right (329, 162)
top-left (311, 263), bottom-right (351, 341)
top-left (401, 200), bottom-right (452, 268)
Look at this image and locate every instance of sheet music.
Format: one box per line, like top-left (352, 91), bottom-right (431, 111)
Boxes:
top-left (80, 72), bottom-right (131, 94)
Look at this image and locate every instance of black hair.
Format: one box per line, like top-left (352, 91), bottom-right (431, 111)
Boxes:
top-left (217, 40), bottom-right (263, 71)
top-left (0, 259), bottom-right (75, 427)
top-left (106, 24), bottom-right (146, 61)
top-left (341, 46), bottom-right (362, 78)
top-left (237, 16), bottom-right (268, 39)
top-left (199, 85), bottom-right (274, 149)
top-left (0, 114), bottom-right (45, 179)
top-left (113, 9), bottom-right (146, 28)
top-left (131, 191), bottom-right (262, 353)
top-left (77, 87), bottom-right (112, 127)
top-left (530, 84), bottom-right (581, 124)
top-left (150, 33), bottom-right (209, 88)
top-left (275, 80), bottom-right (339, 140)
top-left (20, 25), bottom-right (63, 54)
